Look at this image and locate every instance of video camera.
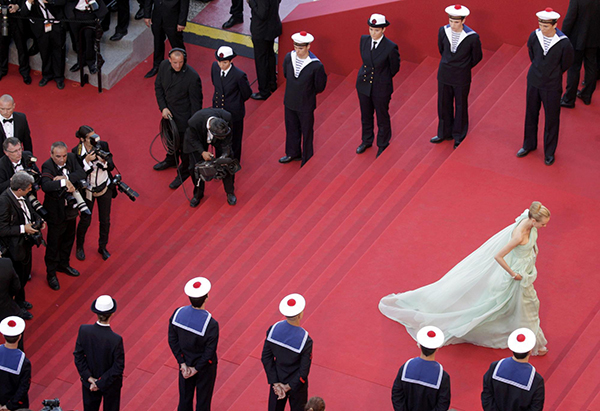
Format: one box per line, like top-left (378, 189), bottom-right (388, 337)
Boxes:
top-left (21, 156), bottom-right (49, 218)
top-left (41, 398), bottom-right (64, 411)
top-left (194, 156), bottom-right (241, 183)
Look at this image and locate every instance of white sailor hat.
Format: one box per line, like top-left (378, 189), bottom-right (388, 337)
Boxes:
top-left (291, 31), bottom-right (314, 45)
top-left (416, 326), bottom-right (445, 349)
top-left (507, 328), bottom-right (536, 353)
top-left (185, 277), bottom-right (211, 298)
top-left (445, 4), bottom-right (470, 17)
top-left (216, 46), bottom-right (236, 61)
top-left (368, 13), bottom-right (390, 28)
top-left (536, 7), bottom-right (560, 21)
top-left (91, 295), bottom-right (117, 314)
top-left (279, 293), bottom-right (306, 317)
top-left (0, 316), bottom-right (25, 337)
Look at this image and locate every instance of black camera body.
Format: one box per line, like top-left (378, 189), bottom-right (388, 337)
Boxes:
top-left (62, 180), bottom-right (92, 215)
top-left (113, 174), bottom-right (138, 202)
top-left (21, 156), bottom-right (49, 218)
top-left (26, 219), bottom-right (46, 248)
top-left (88, 134), bottom-right (113, 161)
top-left (41, 398), bottom-right (64, 411)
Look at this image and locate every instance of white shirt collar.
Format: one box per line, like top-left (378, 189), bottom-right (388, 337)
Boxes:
top-left (221, 65), bottom-right (232, 77)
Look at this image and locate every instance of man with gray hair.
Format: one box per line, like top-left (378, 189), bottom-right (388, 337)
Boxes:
top-left (0, 95), bottom-right (33, 156)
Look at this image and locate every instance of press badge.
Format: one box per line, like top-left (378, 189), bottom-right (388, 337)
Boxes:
top-left (44, 21), bottom-right (52, 32)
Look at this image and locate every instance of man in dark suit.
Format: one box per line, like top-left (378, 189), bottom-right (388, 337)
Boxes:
top-left (40, 141), bottom-right (86, 290)
top-left (143, 0), bottom-right (189, 78)
top-left (101, 0), bottom-right (129, 41)
top-left (0, 316), bottom-right (31, 410)
top-left (0, 258), bottom-right (21, 324)
top-left (211, 46), bottom-right (252, 162)
top-left (152, 49), bottom-right (202, 190)
top-left (0, 95), bottom-right (33, 156)
top-left (0, 172), bottom-right (44, 320)
top-left (355, 14), bottom-right (401, 158)
top-left (222, 0), bottom-right (243, 29)
top-left (0, 138), bottom-right (39, 194)
top-left (560, 0), bottom-right (600, 107)
top-left (169, 277), bottom-right (219, 411)
top-left (248, 0), bottom-right (281, 100)
top-left (65, 0), bottom-right (107, 75)
top-left (261, 293), bottom-right (312, 411)
top-left (183, 108), bottom-right (237, 207)
top-left (21, 0), bottom-right (67, 89)
top-left (279, 31), bottom-right (327, 166)
top-left (0, 0), bottom-right (32, 84)
top-left (74, 295), bottom-right (125, 411)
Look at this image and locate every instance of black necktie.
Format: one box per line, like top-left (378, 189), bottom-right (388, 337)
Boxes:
top-left (372, 41), bottom-right (378, 51)
top-left (221, 71), bottom-right (226, 78)
top-left (3, 118), bottom-right (13, 123)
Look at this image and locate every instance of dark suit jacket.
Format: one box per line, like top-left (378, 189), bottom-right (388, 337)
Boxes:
top-left (40, 153), bottom-right (86, 224)
top-left (20, 0), bottom-right (67, 37)
top-left (0, 113), bottom-right (33, 156)
top-left (561, 0), bottom-right (600, 50)
top-left (211, 62), bottom-right (252, 122)
top-left (437, 25), bottom-right (483, 86)
top-left (248, 0), bottom-right (281, 41)
top-left (73, 323), bottom-right (125, 391)
top-left (356, 35), bottom-right (401, 97)
top-left (72, 141), bottom-right (115, 175)
top-left (0, 189), bottom-right (42, 262)
top-left (183, 108), bottom-right (233, 156)
top-left (144, 0), bottom-right (189, 26)
top-left (283, 52), bottom-right (327, 112)
top-left (0, 258), bottom-right (20, 321)
top-left (168, 308), bottom-right (219, 369)
top-left (64, 0), bottom-right (108, 20)
top-left (0, 151), bottom-right (39, 193)
top-left (527, 29), bottom-right (574, 91)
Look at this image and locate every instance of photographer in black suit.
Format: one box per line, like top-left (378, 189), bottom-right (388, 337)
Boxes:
top-left (0, 172), bottom-right (43, 320)
top-left (41, 141), bottom-right (86, 290)
top-left (0, 0), bottom-right (32, 84)
top-left (0, 95), bottom-right (33, 155)
top-left (0, 138), bottom-right (39, 194)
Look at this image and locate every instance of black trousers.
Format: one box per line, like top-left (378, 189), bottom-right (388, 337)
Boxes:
top-left (151, 17), bottom-right (184, 68)
top-left (267, 383), bottom-right (308, 411)
top-left (229, 0), bottom-right (243, 20)
top-left (177, 363), bottom-right (217, 411)
top-left (231, 119), bottom-right (244, 162)
top-left (102, 0), bottom-right (130, 34)
top-left (82, 383), bottom-right (121, 411)
top-left (45, 219), bottom-right (77, 275)
top-left (76, 187), bottom-right (112, 249)
top-left (36, 23), bottom-right (67, 81)
top-left (523, 84), bottom-right (561, 157)
top-left (437, 82), bottom-right (471, 143)
top-left (358, 90), bottom-right (392, 149)
top-left (563, 48), bottom-right (598, 103)
top-left (0, 19), bottom-right (30, 78)
top-left (11, 247), bottom-right (32, 305)
top-left (252, 38), bottom-right (276, 96)
top-left (70, 11), bottom-right (102, 67)
top-left (189, 151), bottom-right (234, 199)
top-left (284, 107), bottom-right (315, 165)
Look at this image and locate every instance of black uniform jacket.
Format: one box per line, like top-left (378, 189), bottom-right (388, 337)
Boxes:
top-left (0, 345), bottom-right (31, 411)
top-left (356, 35), bottom-right (401, 97)
top-left (481, 358), bottom-right (545, 411)
top-left (437, 24), bottom-right (483, 86)
top-left (211, 62), bottom-right (253, 122)
top-left (248, 0), bottom-right (281, 40)
top-left (40, 153), bottom-right (86, 225)
top-left (0, 258), bottom-right (21, 320)
top-left (183, 108), bottom-right (233, 155)
top-left (0, 189), bottom-right (42, 262)
top-left (73, 323), bottom-right (125, 391)
top-left (283, 51), bottom-right (327, 112)
top-left (561, 0), bottom-right (600, 50)
top-left (64, 0), bottom-right (108, 20)
top-left (391, 357), bottom-right (451, 411)
top-left (168, 306), bottom-right (219, 369)
top-left (20, 0), bottom-right (67, 37)
top-left (144, 0), bottom-right (189, 26)
top-left (527, 29), bottom-right (574, 90)
top-left (0, 113), bottom-right (33, 157)
top-left (155, 60), bottom-right (203, 133)
top-left (0, 151), bottom-right (39, 193)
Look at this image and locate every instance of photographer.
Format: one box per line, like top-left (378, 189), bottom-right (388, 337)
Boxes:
top-left (41, 141), bottom-right (86, 291)
top-left (0, 0), bottom-right (32, 84)
top-left (72, 126), bottom-right (114, 261)
top-left (0, 172), bottom-right (44, 320)
top-left (0, 138), bottom-right (39, 193)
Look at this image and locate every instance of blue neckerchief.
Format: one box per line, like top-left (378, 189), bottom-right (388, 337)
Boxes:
top-left (266, 320), bottom-right (308, 353)
top-left (492, 357), bottom-right (536, 391)
top-left (172, 306), bottom-right (211, 336)
top-left (401, 357), bottom-right (444, 389)
top-left (0, 344), bottom-right (25, 375)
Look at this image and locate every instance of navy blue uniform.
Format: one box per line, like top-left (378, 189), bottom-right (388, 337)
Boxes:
top-left (392, 357), bottom-right (451, 411)
top-left (0, 344), bottom-right (31, 411)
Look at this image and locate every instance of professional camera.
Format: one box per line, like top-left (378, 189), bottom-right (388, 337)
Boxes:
top-left (113, 174), bottom-right (138, 202)
top-left (1, 5), bottom-right (8, 37)
top-left (26, 219), bottom-right (46, 248)
top-left (194, 156), bottom-right (241, 182)
top-left (22, 156), bottom-right (49, 218)
top-left (62, 180), bottom-right (92, 215)
top-left (41, 398), bottom-right (64, 411)
top-left (88, 134), bottom-right (113, 161)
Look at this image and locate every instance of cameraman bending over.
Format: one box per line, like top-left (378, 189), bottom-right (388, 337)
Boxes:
top-left (72, 126), bottom-right (114, 261)
top-left (0, 138), bottom-right (39, 193)
top-left (41, 142), bottom-right (86, 291)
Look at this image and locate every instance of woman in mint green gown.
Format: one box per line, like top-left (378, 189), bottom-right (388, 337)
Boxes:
top-left (379, 202), bottom-right (550, 355)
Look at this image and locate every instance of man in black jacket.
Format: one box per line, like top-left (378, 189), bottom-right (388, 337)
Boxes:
top-left (279, 31), bottom-right (327, 166)
top-left (355, 14), bottom-right (401, 157)
top-left (74, 295), bottom-right (125, 411)
top-left (0, 0), bottom-right (32, 84)
top-left (152, 49), bottom-right (202, 190)
top-left (0, 258), bottom-right (21, 324)
top-left (41, 141), bottom-right (86, 290)
top-left (517, 8), bottom-right (574, 166)
top-left (430, 5), bottom-right (482, 149)
top-left (0, 316), bottom-right (30, 410)
top-left (261, 293), bottom-right (312, 411)
top-left (0, 138), bottom-right (39, 194)
top-left (65, 0), bottom-right (108, 75)
top-left (211, 46), bottom-right (252, 162)
top-left (0, 95), bottom-right (33, 155)
top-left (249, 0), bottom-right (281, 100)
top-left (143, 0), bottom-right (189, 78)
top-left (169, 277), bottom-right (219, 411)
top-left (560, 0), bottom-right (600, 107)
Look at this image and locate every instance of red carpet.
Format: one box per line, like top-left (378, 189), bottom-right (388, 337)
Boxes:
top-left (3, 39), bottom-right (600, 411)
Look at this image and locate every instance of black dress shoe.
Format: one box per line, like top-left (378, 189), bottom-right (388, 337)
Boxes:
top-left (23, 75), bottom-right (32, 85)
top-left (19, 308), bottom-right (33, 320)
top-left (560, 98), bottom-right (575, 108)
top-left (39, 77), bottom-right (50, 87)
top-left (250, 92), bottom-right (270, 100)
top-left (430, 135), bottom-right (452, 144)
top-left (190, 195), bottom-right (203, 208)
top-left (227, 193), bottom-right (237, 206)
top-left (376, 147), bottom-right (386, 158)
top-left (89, 63), bottom-right (98, 74)
top-left (135, 7), bottom-right (144, 19)
top-left (110, 31), bottom-right (126, 41)
top-left (545, 155), bottom-right (555, 166)
top-left (454, 140), bottom-right (461, 149)
top-left (76, 248), bottom-right (86, 261)
top-left (576, 90), bottom-right (591, 105)
top-left (57, 266), bottom-right (80, 277)
top-left (98, 247), bottom-right (111, 260)
top-left (516, 148), bottom-right (532, 158)
top-left (153, 160), bottom-right (176, 171)
top-left (56, 79), bottom-right (65, 89)
top-left (28, 44), bottom-right (39, 56)
top-left (222, 16), bottom-right (243, 29)
top-left (47, 275), bottom-right (60, 290)
top-left (169, 175), bottom-right (183, 189)
top-left (356, 143), bottom-right (372, 154)
top-left (145, 67), bottom-right (159, 78)
top-left (70, 62), bottom-right (80, 72)
top-left (279, 155), bottom-right (301, 164)
top-left (18, 301), bottom-right (33, 310)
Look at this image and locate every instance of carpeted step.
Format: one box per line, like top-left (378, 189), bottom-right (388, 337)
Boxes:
top-left (123, 365), bottom-right (175, 410)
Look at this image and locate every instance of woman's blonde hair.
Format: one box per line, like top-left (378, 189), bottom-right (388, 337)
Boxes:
top-left (528, 201), bottom-right (550, 221)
